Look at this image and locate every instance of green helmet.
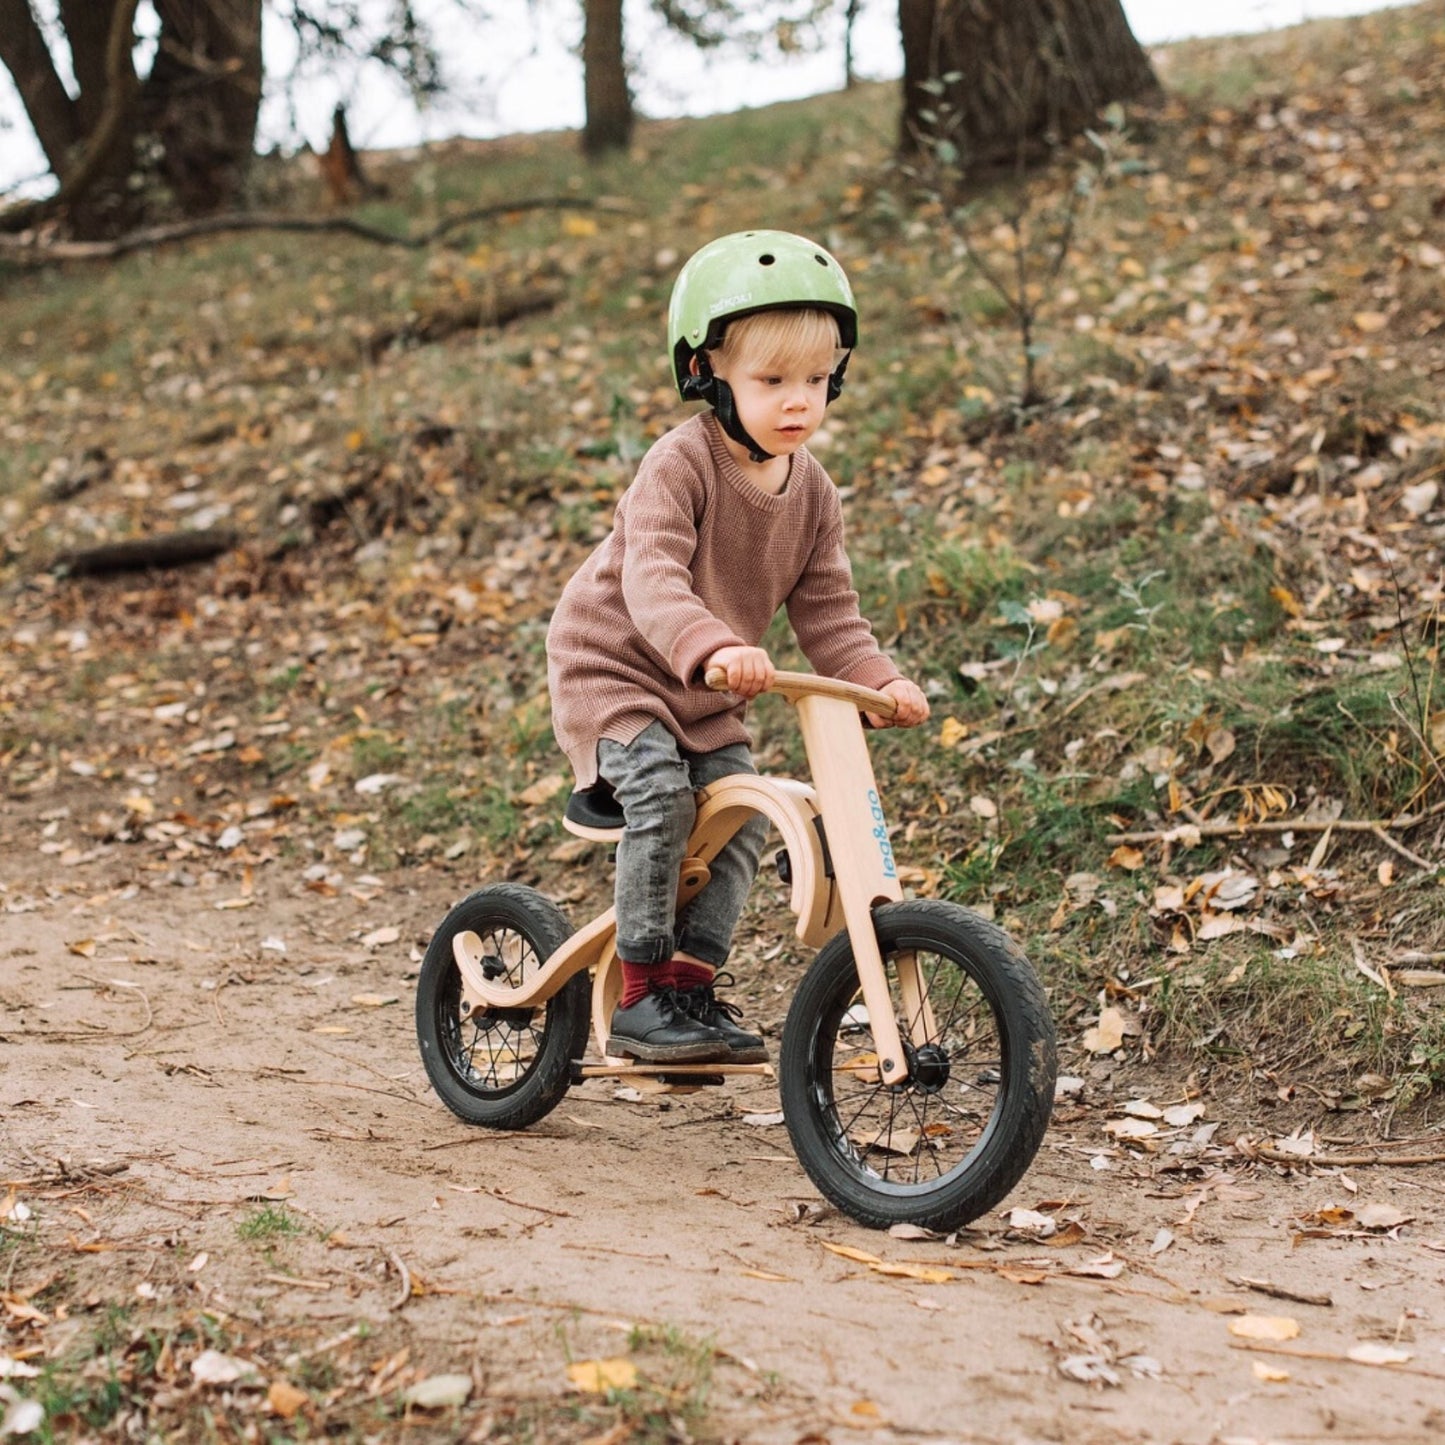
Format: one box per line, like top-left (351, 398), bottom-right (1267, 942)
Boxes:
top-left (667, 230), bottom-right (858, 401)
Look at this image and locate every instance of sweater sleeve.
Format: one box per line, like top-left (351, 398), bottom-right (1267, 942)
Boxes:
top-left (619, 454), bottom-right (747, 684)
top-left (786, 490), bottom-right (902, 691)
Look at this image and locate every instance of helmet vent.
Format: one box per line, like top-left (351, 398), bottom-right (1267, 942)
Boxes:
top-left (758, 253), bottom-right (775, 265)
top-left (814, 254), bottom-right (828, 266)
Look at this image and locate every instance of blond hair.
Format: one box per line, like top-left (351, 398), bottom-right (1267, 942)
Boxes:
top-left (708, 308), bottom-right (845, 375)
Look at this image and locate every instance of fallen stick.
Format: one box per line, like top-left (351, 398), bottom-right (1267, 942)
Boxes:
top-left (386, 1248), bottom-right (412, 1311)
top-left (52, 528), bottom-right (238, 578)
top-left (1229, 1340), bottom-right (1445, 1381)
top-left (1234, 1276), bottom-right (1333, 1308)
top-left (1107, 799), bottom-right (1445, 846)
top-left (1253, 1145), bottom-right (1445, 1168)
top-left (0, 196), bottom-right (630, 263)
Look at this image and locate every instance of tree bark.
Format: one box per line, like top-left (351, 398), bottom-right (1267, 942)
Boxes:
top-left (582, 0), bottom-right (633, 156)
top-left (143, 0), bottom-right (264, 213)
top-left (899, 0), bottom-right (1160, 169)
top-left (0, 0), bottom-right (79, 175)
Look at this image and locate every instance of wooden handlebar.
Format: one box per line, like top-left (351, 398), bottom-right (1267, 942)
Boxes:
top-left (704, 667), bottom-right (898, 720)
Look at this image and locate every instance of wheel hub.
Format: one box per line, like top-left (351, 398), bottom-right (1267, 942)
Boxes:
top-left (902, 1040), bottom-right (951, 1094)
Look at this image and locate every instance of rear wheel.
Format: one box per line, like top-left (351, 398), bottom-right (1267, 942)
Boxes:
top-left (416, 884), bottom-right (590, 1129)
top-left (779, 900), bottom-right (1056, 1231)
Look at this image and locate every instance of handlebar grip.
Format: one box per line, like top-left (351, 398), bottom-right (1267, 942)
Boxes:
top-left (704, 667), bottom-right (898, 719)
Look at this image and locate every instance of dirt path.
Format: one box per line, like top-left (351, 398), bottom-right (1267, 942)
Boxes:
top-left (2, 825), bottom-right (1444, 1444)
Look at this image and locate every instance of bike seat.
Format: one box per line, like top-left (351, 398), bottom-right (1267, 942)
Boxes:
top-left (564, 782), bottom-right (626, 838)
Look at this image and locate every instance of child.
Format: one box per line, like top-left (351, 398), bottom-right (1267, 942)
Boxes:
top-left (546, 230), bottom-right (929, 1065)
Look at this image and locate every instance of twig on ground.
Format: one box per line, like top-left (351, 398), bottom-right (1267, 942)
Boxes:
top-left (386, 1248), bottom-right (411, 1311)
top-left (1107, 799), bottom-right (1445, 846)
top-left (0, 196), bottom-right (629, 264)
top-left (1235, 1276), bottom-right (1333, 1308)
top-left (1229, 1340), bottom-right (1445, 1381)
top-left (1370, 826), bottom-right (1435, 871)
top-left (1253, 1145), bottom-right (1445, 1167)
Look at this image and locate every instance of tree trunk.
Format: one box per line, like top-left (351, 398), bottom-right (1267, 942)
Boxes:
top-left (899, 0), bottom-right (1160, 169)
top-left (582, 0), bottom-right (633, 157)
top-left (0, 0), bottom-right (80, 176)
top-left (143, 0), bottom-right (264, 213)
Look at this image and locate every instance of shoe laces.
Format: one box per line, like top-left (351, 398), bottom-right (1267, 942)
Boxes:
top-left (684, 970), bottom-right (744, 1025)
top-left (644, 980), bottom-right (693, 1021)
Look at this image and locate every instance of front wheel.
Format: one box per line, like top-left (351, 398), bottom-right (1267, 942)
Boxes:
top-left (416, 883), bottom-right (590, 1130)
top-left (779, 900), bottom-right (1056, 1231)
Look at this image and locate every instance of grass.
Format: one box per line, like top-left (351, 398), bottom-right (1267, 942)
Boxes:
top-left (2, 5), bottom-right (1444, 1107)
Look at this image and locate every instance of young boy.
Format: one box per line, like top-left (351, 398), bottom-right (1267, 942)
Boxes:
top-left (546, 230), bottom-right (929, 1065)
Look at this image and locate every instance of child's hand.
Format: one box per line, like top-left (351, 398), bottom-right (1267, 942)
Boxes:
top-left (870, 677), bottom-right (930, 729)
top-left (706, 646), bottom-right (775, 699)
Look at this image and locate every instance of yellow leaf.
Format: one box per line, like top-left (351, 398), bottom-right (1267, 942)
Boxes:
top-left (850, 1400), bottom-right (883, 1418)
top-left (820, 1242), bottom-right (882, 1265)
top-left (267, 1381), bottom-right (309, 1419)
top-left (517, 774), bottom-right (566, 807)
top-left (938, 716), bottom-right (968, 749)
top-left (868, 1262), bottom-right (955, 1284)
top-left (1108, 845), bottom-right (1144, 871)
top-left (740, 1269), bottom-right (793, 1282)
top-left (1045, 616), bottom-right (1078, 649)
top-left (1352, 311), bottom-right (1389, 333)
top-left (67, 938), bottom-right (97, 958)
top-left (562, 215), bottom-right (599, 238)
top-left (1270, 585), bottom-right (1303, 618)
top-left (1082, 1006), bottom-right (1128, 1054)
top-left (566, 1357), bottom-right (636, 1393)
top-left (1229, 1315), bottom-right (1300, 1342)
top-left (1252, 1361), bottom-right (1291, 1382)
top-left (345, 429), bottom-right (366, 450)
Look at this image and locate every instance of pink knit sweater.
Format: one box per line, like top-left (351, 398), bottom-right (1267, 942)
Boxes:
top-left (547, 413), bottom-right (902, 787)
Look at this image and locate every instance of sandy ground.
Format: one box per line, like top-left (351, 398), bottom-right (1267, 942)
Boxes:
top-left (3, 800), bottom-right (1444, 1444)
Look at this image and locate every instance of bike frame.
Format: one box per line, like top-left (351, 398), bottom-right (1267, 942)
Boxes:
top-left (451, 671), bottom-right (928, 1086)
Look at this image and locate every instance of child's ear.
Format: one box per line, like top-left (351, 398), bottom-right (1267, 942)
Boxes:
top-left (688, 354), bottom-right (702, 376)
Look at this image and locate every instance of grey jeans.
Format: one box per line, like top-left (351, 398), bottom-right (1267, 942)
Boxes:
top-left (597, 720), bottom-right (769, 966)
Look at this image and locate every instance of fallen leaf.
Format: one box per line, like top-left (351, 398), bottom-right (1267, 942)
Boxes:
top-left (1229, 1315), bottom-right (1300, 1342)
top-left (1005, 1208), bottom-right (1058, 1238)
top-left (403, 1374), bottom-right (473, 1408)
top-left (1065, 1254), bottom-right (1126, 1280)
top-left (192, 1349), bottom-right (261, 1385)
top-left (820, 1242), bottom-right (882, 1265)
top-left (868, 1261), bottom-right (955, 1284)
top-left (567, 1358), bottom-right (637, 1393)
top-left (267, 1380), bottom-right (309, 1418)
top-left (938, 716), bottom-right (968, 748)
top-left (350, 993), bottom-right (399, 1008)
top-left (1347, 1342), bottom-right (1412, 1365)
top-left (1082, 1006), bottom-right (1128, 1054)
top-left (359, 926), bottom-right (400, 949)
top-left (1356, 1202), bottom-right (1410, 1231)
top-left (1252, 1360), bottom-right (1291, 1382)
top-left (516, 773), bottom-right (565, 807)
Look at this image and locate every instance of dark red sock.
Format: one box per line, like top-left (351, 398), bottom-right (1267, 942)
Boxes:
top-left (665, 959), bottom-right (715, 991)
top-left (619, 960), bottom-right (665, 1009)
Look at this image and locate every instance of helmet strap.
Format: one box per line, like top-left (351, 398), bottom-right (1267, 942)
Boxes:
top-left (685, 354), bottom-right (774, 464)
top-left (711, 378), bottom-right (774, 464)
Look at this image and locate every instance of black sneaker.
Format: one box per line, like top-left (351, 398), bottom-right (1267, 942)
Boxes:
top-left (606, 984), bottom-right (732, 1063)
top-left (683, 972), bottom-right (768, 1064)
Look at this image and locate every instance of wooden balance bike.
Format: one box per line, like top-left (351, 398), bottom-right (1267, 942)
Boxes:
top-left (415, 671), bottom-right (1057, 1231)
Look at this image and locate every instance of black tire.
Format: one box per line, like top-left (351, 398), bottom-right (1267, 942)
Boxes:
top-left (416, 883), bottom-right (590, 1130)
top-left (779, 900), bottom-right (1056, 1231)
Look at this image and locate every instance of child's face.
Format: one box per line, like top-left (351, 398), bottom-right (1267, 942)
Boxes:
top-left (711, 345), bottom-right (835, 459)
